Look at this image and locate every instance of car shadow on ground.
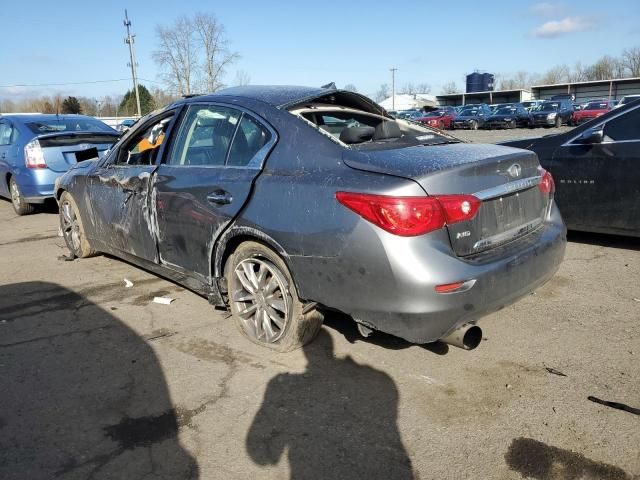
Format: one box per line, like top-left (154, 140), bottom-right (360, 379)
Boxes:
top-left (323, 311), bottom-right (450, 355)
top-left (246, 328), bottom-right (415, 479)
top-left (0, 281), bottom-right (198, 479)
top-left (567, 230), bottom-right (639, 251)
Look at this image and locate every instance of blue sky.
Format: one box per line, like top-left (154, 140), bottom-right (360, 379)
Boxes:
top-left (1, 0), bottom-right (638, 100)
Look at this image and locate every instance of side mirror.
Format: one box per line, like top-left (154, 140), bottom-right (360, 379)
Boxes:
top-left (579, 127), bottom-right (604, 144)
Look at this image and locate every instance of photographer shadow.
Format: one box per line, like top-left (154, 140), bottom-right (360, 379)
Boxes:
top-left (0, 281), bottom-right (198, 479)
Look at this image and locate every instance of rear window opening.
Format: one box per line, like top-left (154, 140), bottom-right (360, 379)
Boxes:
top-left (26, 118), bottom-right (116, 134)
top-left (290, 103), bottom-right (460, 150)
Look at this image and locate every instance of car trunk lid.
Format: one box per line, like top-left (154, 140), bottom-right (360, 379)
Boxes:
top-left (37, 132), bottom-right (119, 173)
top-left (343, 143), bottom-right (549, 256)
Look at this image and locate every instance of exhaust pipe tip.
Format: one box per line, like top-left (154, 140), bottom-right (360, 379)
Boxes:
top-left (441, 324), bottom-right (482, 350)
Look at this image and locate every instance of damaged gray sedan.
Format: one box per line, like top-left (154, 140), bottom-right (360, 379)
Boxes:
top-left (55, 85), bottom-right (566, 351)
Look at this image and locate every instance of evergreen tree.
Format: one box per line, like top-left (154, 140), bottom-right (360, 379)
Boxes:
top-left (119, 85), bottom-right (155, 116)
top-left (61, 96), bottom-right (82, 114)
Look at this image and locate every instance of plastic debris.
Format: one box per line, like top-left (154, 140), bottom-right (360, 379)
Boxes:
top-left (587, 396), bottom-right (640, 416)
top-left (124, 278), bottom-right (134, 288)
top-left (57, 254), bottom-right (76, 262)
top-left (545, 367), bottom-right (567, 377)
top-left (153, 297), bottom-right (174, 305)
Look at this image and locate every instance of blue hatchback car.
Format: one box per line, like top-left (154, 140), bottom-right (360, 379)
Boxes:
top-left (0, 114), bottom-right (119, 214)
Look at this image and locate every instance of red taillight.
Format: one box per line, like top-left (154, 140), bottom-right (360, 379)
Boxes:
top-left (335, 192), bottom-right (481, 237)
top-left (24, 139), bottom-right (47, 169)
top-left (436, 194), bottom-right (481, 224)
top-left (539, 168), bottom-right (555, 194)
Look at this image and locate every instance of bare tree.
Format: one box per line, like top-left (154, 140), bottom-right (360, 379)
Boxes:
top-left (585, 56), bottom-right (618, 81)
top-left (440, 81), bottom-right (460, 94)
top-left (622, 47), bottom-right (640, 77)
top-left (415, 83), bottom-right (431, 94)
top-left (343, 83), bottom-right (358, 92)
top-left (539, 65), bottom-right (570, 84)
top-left (399, 83), bottom-right (416, 94)
top-left (154, 16), bottom-right (199, 95)
top-left (568, 62), bottom-right (587, 82)
top-left (193, 12), bottom-right (239, 92)
top-left (374, 83), bottom-right (390, 102)
top-left (233, 70), bottom-right (251, 86)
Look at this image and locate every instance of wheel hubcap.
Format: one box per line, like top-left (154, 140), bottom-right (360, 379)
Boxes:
top-left (60, 201), bottom-right (81, 252)
top-left (233, 258), bottom-right (290, 343)
top-left (10, 181), bottom-right (20, 204)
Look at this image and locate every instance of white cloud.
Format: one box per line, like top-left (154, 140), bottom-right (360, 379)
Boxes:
top-left (532, 16), bottom-right (594, 38)
top-left (530, 2), bottom-right (564, 17)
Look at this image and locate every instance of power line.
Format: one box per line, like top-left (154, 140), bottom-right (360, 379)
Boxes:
top-left (0, 78), bottom-right (162, 89)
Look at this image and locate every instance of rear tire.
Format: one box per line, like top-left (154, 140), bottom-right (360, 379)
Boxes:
top-left (59, 191), bottom-right (96, 258)
top-left (9, 177), bottom-right (35, 216)
top-left (227, 241), bottom-right (323, 352)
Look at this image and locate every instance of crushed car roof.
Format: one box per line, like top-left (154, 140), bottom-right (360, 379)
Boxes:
top-left (199, 85), bottom-right (336, 108)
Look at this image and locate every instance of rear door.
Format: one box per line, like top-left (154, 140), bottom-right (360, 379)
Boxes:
top-left (550, 105), bottom-right (640, 233)
top-left (154, 103), bottom-right (276, 278)
top-left (84, 111), bottom-right (178, 260)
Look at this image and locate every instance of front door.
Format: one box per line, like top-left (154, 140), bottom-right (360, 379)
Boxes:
top-left (154, 103), bottom-right (276, 279)
top-left (550, 106), bottom-right (640, 233)
top-left (85, 112), bottom-right (177, 260)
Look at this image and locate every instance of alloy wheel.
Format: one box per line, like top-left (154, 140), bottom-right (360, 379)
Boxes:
top-left (60, 200), bottom-right (81, 253)
top-left (232, 258), bottom-right (290, 343)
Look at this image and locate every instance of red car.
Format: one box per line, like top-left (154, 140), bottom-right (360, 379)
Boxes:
top-left (572, 100), bottom-right (615, 125)
top-left (417, 108), bottom-right (456, 130)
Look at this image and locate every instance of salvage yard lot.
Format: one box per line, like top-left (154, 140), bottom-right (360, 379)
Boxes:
top-left (0, 128), bottom-right (639, 479)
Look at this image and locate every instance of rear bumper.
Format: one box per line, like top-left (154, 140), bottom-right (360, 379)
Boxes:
top-left (291, 203), bottom-right (566, 344)
top-left (531, 118), bottom-right (555, 126)
top-left (13, 168), bottom-right (59, 202)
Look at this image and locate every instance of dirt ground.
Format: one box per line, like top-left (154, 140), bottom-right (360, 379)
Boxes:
top-left (0, 143), bottom-right (638, 479)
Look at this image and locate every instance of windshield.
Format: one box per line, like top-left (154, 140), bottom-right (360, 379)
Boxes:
top-left (495, 107), bottom-right (516, 115)
top-left (459, 109), bottom-right (478, 116)
top-left (425, 111), bottom-right (445, 117)
top-left (584, 102), bottom-right (609, 111)
top-left (26, 117), bottom-right (116, 134)
top-left (538, 103), bottom-right (559, 112)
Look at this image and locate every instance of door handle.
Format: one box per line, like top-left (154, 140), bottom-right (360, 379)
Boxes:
top-left (207, 190), bottom-right (232, 205)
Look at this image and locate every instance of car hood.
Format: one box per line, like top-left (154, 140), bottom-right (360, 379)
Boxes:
top-left (575, 109), bottom-right (607, 116)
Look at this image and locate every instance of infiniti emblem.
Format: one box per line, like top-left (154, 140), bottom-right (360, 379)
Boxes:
top-left (507, 163), bottom-right (522, 178)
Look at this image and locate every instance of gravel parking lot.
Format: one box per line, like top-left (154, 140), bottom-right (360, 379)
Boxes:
top-left (1, 128), bottom-right (638, 479)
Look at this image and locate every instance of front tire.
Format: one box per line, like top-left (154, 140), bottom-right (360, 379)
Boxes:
top-left (555, 116), bottom-right (562, 128)
top-left (227, 241), bottom-right (323, 352)
top-left (470, 120), bottom-right (478, 130)
top-left (59, 191), bottom-right (96, 258)
top-left (9, 177), bottom-right (35, 216)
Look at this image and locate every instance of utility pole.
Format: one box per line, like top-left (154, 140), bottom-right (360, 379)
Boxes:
top-left (390, 68), bottom-right (397, 111)
top-left (124, 10), bottom-right (141, 117)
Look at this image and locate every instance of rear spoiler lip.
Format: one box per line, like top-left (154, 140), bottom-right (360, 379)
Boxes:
top-left (35, 131), bottom-right (119, 141)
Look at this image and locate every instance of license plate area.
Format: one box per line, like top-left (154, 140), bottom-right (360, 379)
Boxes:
top-left (75, 147), bottom-right (99, 162)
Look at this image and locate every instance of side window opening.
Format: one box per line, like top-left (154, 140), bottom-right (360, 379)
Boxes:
top-left (116, 115), bottom-right (173, 166)
top-left (603, 107), bottom-right (640, 142)
top-left (168, 105), bottom-right (241, 166)
top-left (227, 115), bottom-right (271, 167)
top-left (0, 123), bottom-right (11, 146)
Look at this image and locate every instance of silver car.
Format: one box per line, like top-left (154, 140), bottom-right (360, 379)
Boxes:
top-left (55, 85), bottom-right (566, 352)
